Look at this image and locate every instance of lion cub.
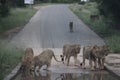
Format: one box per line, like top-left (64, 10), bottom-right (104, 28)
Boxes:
top-left (21, 48), bottom-right (34, 72)
top-left (32, 49), bottom-right (61, 71)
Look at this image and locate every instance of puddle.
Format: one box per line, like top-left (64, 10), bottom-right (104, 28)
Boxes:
top-left (12, 69), bottom-right (119, 80)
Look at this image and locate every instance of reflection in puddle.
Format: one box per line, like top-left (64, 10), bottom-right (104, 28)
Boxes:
top-left (13, 70), bottom-right (119, 80)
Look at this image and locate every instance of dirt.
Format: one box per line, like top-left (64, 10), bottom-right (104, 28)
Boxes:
top-left (2, 26), bottom-right (24, 40)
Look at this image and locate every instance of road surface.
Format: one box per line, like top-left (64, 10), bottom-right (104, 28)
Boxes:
top-left (11, 4), bottom-right (104, 51)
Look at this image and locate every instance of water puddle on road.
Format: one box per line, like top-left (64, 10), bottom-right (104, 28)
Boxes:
top-left (12, 70), bottom-right (119, 80)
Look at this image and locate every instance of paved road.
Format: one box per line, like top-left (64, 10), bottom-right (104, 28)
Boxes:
top-left (11, 4), bottom-right (105, 54)
top-left (8, 4), bottom-right (117, 77)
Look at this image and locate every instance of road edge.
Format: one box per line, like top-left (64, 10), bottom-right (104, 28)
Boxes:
top-left (3, 63), bottom-right (21, 80)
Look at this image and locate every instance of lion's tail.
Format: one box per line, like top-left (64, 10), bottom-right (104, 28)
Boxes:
top-left (53, 53), bottom-right (62, 62)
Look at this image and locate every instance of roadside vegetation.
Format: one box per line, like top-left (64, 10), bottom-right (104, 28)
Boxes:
top-left (0, 1), bottom-right (36, 80)
top-left (0, 41), bottom-right (24, 80)
top-left (0, 7), bottom-right (36, 36)
top-left (70, 2), bottom-right (120, 53)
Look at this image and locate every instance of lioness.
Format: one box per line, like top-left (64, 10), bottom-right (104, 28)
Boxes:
top-left (82, 45), bottom-right (109, 70)
top-left (32, 49), bottom-right (61, 71)
top-left (82, 45), bottom-right (98, 70)
top-left (62, 44), bottom-right (80, 66)
top-left (21, 48), bottom-right (34, 72)
top-left (93, 45), bottom-right (109, 69)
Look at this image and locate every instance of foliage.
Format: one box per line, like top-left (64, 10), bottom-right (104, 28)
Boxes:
top-left (7, 0), bottom-right (25, 7)
top-left (0, 0), bottom-right (25, 17)
top-left (0, 8), bottom-right (36, 34)
top-left (105, 34), bottom-right (120, 53)
top-left (35, 0), bottom-right (80, 3)
top-left (0, 0), bottom-right (10, 17)
top-left (95, 0), bottom-right (120, 29)
top-left (0, 41), bottom-right (24, 80)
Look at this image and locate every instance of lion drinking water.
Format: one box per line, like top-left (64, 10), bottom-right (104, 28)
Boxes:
top-left (31, 49), bottom-right (62, 71)
top-left (21, 48), bottom-right (34, 72)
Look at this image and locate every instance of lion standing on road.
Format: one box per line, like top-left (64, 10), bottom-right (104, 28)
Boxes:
top-left (62, 44), bottom-right (81, 66)
top-left (82, 45), bottom-right (98, 70)
top-left (93, 45), bottom-right (109, 69)
top-left (82, 45), bottom-right (109, 70)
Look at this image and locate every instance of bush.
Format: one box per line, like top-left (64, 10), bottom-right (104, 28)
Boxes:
top-left (106, 34), bottom-right (120, 53)
top-left (16, 0), bottom-right (25, 7)
top-left (8, 0), bottom-right (25, 7)
top-left (78, 1), bottom-right (85, 5)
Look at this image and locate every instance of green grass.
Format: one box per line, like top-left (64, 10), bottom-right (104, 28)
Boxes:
top-left (0, 41), bottom-right (24, 80)
top-left (0, 7), bottom-right (37, 34)
top-left (70, 2), bottom-right (120, 53)
top-left (0, 7), bottom-right (36, 79)
top-left (105, 32), bottom-right (120, 53)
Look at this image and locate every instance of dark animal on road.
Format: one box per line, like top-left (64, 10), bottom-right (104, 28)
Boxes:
top-left (69, 22), bottom-right (73, 32)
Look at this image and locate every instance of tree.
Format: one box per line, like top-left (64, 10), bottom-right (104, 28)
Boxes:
top-left (0, 0), bottom-right (9, 17)
top-left (95, 0), bottom-right (120, 29)
top-left (11, 0), bottom-right (25, 7)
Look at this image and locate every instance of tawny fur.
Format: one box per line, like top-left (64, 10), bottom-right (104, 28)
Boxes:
top-left (21, 48), bottom-right (34, 72)
top-left (82, 45), bottom-right (109, 70)
top-left (63, 44), bottom-right (80, 66)
top-left (32, 49), bottom-right (61, 71)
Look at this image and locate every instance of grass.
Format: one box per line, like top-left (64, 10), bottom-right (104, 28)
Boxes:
top-left (0, 41), bottom-right (24, 80)
top-left (105, 32), bottom-right (120, 53)
top-left (0, 7), bottom-right (37, 35)
top-left (70, 2), bottom-right (120, 53)
top-left (0, 6), bottom-right (37, 79)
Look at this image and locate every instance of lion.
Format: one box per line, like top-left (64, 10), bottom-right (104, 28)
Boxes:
top-left (21, 48), bottom-right (34, 72)
top-left (32, 49), bottom-right (61, 71)
top-left (82, 45), bottom-right (109, 70)
top-left (93, 45), bottom-right (109, 69)
top-left (82, 45), bottom-right (98, 70)
top-left (62, 44), bottom-right (81, 66)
